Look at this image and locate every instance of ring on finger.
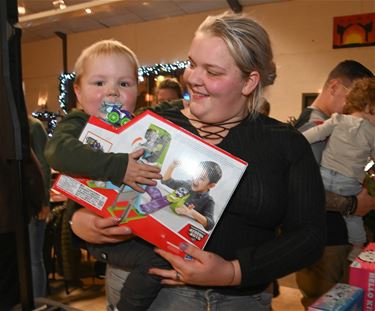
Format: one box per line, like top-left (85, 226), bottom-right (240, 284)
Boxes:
top-left (175, 271), bottom-right (181, 281)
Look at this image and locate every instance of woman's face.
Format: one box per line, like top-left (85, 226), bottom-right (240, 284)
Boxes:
top-left (74, 53), bottom-right (138, 116)
top-left (183, 33), bottom-right (258, 124)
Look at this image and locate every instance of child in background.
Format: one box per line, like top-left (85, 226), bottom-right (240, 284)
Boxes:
top-left (45, 39), bottom-right (171, 311)
top-left (303, 77), bottom-right (375, 261)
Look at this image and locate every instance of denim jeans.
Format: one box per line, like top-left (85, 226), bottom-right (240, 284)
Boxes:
top-left (148, 286), bottom-right (272, 311)
top-left (28, 217), bottom-right (47, 298)
top-left (105, 265), bottom-right (272, 311)
top-left (320, 166), bottom-right (366, 245)
top-left (90, 238), bottom-right (170, 310)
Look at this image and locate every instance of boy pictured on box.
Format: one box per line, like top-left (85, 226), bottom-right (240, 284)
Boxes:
top-left (139, 160), bottom-right (222, 231)
top-left (303, 77), bottom-right (375, 261)
top-left (45, 39), bottom-right (173, 311)
top-left (162, 160), bottom-right (222, 231)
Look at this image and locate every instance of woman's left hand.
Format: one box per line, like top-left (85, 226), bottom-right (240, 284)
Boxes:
top-left (149, 243), bottom-right (241, 286)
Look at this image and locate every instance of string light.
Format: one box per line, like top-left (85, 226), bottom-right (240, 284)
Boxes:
top-left (31, 111), bottom-right (62, 137)
top-left (58, 72), bottom-right (76, 114)
top-left (58, 61), bottom-right (189, 112)
top-left (138, 60), bottom-right (190, 77)
top-left (33, 61), bottom-right (190, 135)
top-left (53, 0), bottom-right (66, 10)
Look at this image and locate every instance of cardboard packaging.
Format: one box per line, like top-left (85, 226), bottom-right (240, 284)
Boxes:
top-left (53, 111), bottom-right (247, 257)
top-left (364, 160), bottom-right (375, 197)
top-left (308, 283), bottom-right (363, 311)
top-left (350, 242), bottom-right (375, 310)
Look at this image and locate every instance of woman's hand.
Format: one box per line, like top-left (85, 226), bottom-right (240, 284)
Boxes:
top-left (355, 187), bottom-right (375, 216)
top-left (71, 208), bottom-right (133, 244)
top-left (149, 243), bottom-right (241, 286)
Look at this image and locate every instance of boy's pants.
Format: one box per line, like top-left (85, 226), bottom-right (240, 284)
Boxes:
top-left (88, 237), bottom-right (170, 311)
top-left (320, 166), bottom-right (366, 245)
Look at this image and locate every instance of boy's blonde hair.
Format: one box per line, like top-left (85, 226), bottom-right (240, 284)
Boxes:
top-left (343, 77), bottom-right (375, 115)
top-left (73, 39), bottom-right (139, 85)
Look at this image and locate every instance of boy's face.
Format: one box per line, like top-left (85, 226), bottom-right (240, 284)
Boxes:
top-left (191, 172), bottom-right (214, 193)
top-left (74, 53), bottom-right (138, 116)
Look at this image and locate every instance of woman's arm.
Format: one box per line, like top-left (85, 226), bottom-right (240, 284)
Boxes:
top-left (238, 131), bottom-right (326, 287)
top-left (326, 188), bottom-right (375, 216)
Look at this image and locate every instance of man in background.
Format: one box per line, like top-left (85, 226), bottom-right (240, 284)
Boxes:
top-left (294, 60), bottom-right (375, 308)
top-left (155, 78), bottom-right (183, 104)
top-left (257, 98), bottom-right (271, 116)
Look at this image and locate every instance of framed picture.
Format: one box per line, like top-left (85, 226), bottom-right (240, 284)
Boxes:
top-left (333, 13), bottom-right (375, 49)
top-left (302, 93), bottom-right (318, 110)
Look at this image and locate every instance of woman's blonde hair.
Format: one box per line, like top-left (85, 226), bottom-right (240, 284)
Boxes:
top-left (343, 77), bottom-right (375, 115)
top-left (196, 11), bottom-right (276, 114)
top-left (73, 39), bottom-right (139, 86)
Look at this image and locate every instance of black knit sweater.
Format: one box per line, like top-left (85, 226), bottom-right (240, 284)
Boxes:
top-left (161, 109), bottom-right (326, 294)
top-left (46, 108), bottom-right (326, 295)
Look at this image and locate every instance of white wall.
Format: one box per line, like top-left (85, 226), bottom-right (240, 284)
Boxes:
top-left (21, 0), bottom-right (375, 121)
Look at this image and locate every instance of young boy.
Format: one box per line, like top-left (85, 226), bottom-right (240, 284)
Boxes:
top-left (45, 39), bottom-right (171, 311)
top-left (303, 77), bottom-right (375, 261)
top-left (161, 159), bottom-right (222, 231)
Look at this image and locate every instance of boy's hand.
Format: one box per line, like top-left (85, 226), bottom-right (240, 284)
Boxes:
top-left (163, 159), bottom-right (180, 181)
top-left (171, 159), bottom-right (181, 167)
top-left (124, 149), bottom-right (161, 192)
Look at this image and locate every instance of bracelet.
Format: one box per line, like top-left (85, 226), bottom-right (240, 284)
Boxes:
top-left (343, 195), bottom-right (357, 216)
top-left (350, 195), bottom-right (358, 215)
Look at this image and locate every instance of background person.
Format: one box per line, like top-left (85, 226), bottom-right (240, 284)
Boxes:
top-left (294, 60), bottom-right (375, 308)
top-left (155, 78), bottom-right (183, 104)
top-left (303, 77), bottom-right (375, 261)
top-left (136, 78), bottom-right (186, 115)
top-left (256, 97), bottom-right (271, 116)
top-left (28, 116), bottom-right (51, 298)
top-left (68, 11), bottom-right (326, 311)
top-left (0, 137), bottom-right (47, 309)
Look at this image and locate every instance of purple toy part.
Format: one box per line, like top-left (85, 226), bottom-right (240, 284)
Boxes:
top-left (145, 186), bottom-right (163, 199)
top-left (140, 197), bottom-right (170, 214)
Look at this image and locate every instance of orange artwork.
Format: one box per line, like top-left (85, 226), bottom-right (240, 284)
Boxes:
top-left (333, 13), bottom-right (375, 49)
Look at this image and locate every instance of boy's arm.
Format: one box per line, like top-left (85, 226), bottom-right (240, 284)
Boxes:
top-left (162, 160), bottom-right (179, 181)
top-left (45, 110), bottom-right (127, 186)
top-left (177, 206), bottom-right (208, 228)
top-left (303, 115), bottom-right (337, 144)
top-left (179, 199), bottom-right (215, 231)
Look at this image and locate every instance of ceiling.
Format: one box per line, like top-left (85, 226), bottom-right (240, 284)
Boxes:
top-left (17, 0), bottom-right (285, 43)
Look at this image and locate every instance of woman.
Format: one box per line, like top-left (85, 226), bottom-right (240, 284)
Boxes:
top-left (70, 11), bottom-right (325, 310)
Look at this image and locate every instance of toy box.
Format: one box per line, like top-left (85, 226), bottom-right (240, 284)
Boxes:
top-left (350, 242), bottom-right (375, 310)
top-left (364, 160), bottom-right (375, 197)
top-left (308, 283), bottom-right (363, 311)
top-left (53, 111), bottom-right (247, 257)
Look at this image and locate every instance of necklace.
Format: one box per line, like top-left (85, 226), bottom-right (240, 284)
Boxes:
top-left (187, 115), bottom-right (249, 140)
